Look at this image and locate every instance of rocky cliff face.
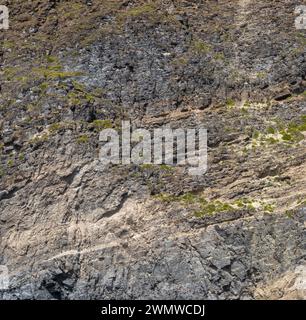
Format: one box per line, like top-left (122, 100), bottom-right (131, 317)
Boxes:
top-left (0, 0), bottom-right (305, 299)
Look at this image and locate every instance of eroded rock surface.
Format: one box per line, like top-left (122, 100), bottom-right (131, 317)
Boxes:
top-left (0, 0), bottom-right (305, 299)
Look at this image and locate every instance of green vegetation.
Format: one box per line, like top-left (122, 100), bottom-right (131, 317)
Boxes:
top-left (248, 116), bottom-right (306, 149)
top-left (66, 81), bottom-right (101, 106)
top-left (91, 120), bottom-right (113, 131)
top-left (263, 203), bottom-right (275, 213)
top-left (285, 210), bottom-right (295, 218)
top-left (226, 98), bottom-right (235, 108)
top-left (7, 159), bottom-right (14, 167)
top-left (39, 82), bottom-right (49, 91)
top-left (156, 192), bottom-right (275, 217)
top-left (48, 123), bottom-right (63, 133)
top-left (267, 127), bottom-right (276, 135)
top-left (140, 164), bottom-right (175, 173)
top-left (61, 2), bottom-right (86, 20)
top-left (125, 4), bottom-right (156, 17)
top-left (191, 39), bottom-right (211, 54)
top-left (297, 198), bottom-right (306, 207)
top-left (0, 166), bottom-right (5, 178)
top-left (243, 101), bottom-right (251, 108)
top-left (284, 198), bottom-right (306, 218)
top-left (214, 52), bottom-right (225, 61)
top-left (18, 153), bottom-right (25, 161)
top-left (3, 67), bottom-right (22, 81)
top-left (45, 55), bottom-right (59, 64)
top-left (67, 92), bottom-right (82, 106)
top-left (33, 66), bottom-right (83, 80)
top-left (194, 201), bottom-right (234, 217)
top-left (171, 56), bottom-right (189, 67)
top-left (77, 135), bottom-right (89, 144)
top-left (159, 164), bottom-right (175, 172)
top-left (140, 164), bottom-right (156, 171)
top-left (2, 40), bottom-right (15, 49)
top-left (256, 71), bottom-right (267, 79)
top-left (115, 3), bottom-right (162, 27)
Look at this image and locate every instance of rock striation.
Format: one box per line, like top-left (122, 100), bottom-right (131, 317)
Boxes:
top-left (0, 0), bottom-right (305, 299)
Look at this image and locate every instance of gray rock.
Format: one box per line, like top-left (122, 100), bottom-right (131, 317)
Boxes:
top-left (0, 190), bottom-right (8, 201)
